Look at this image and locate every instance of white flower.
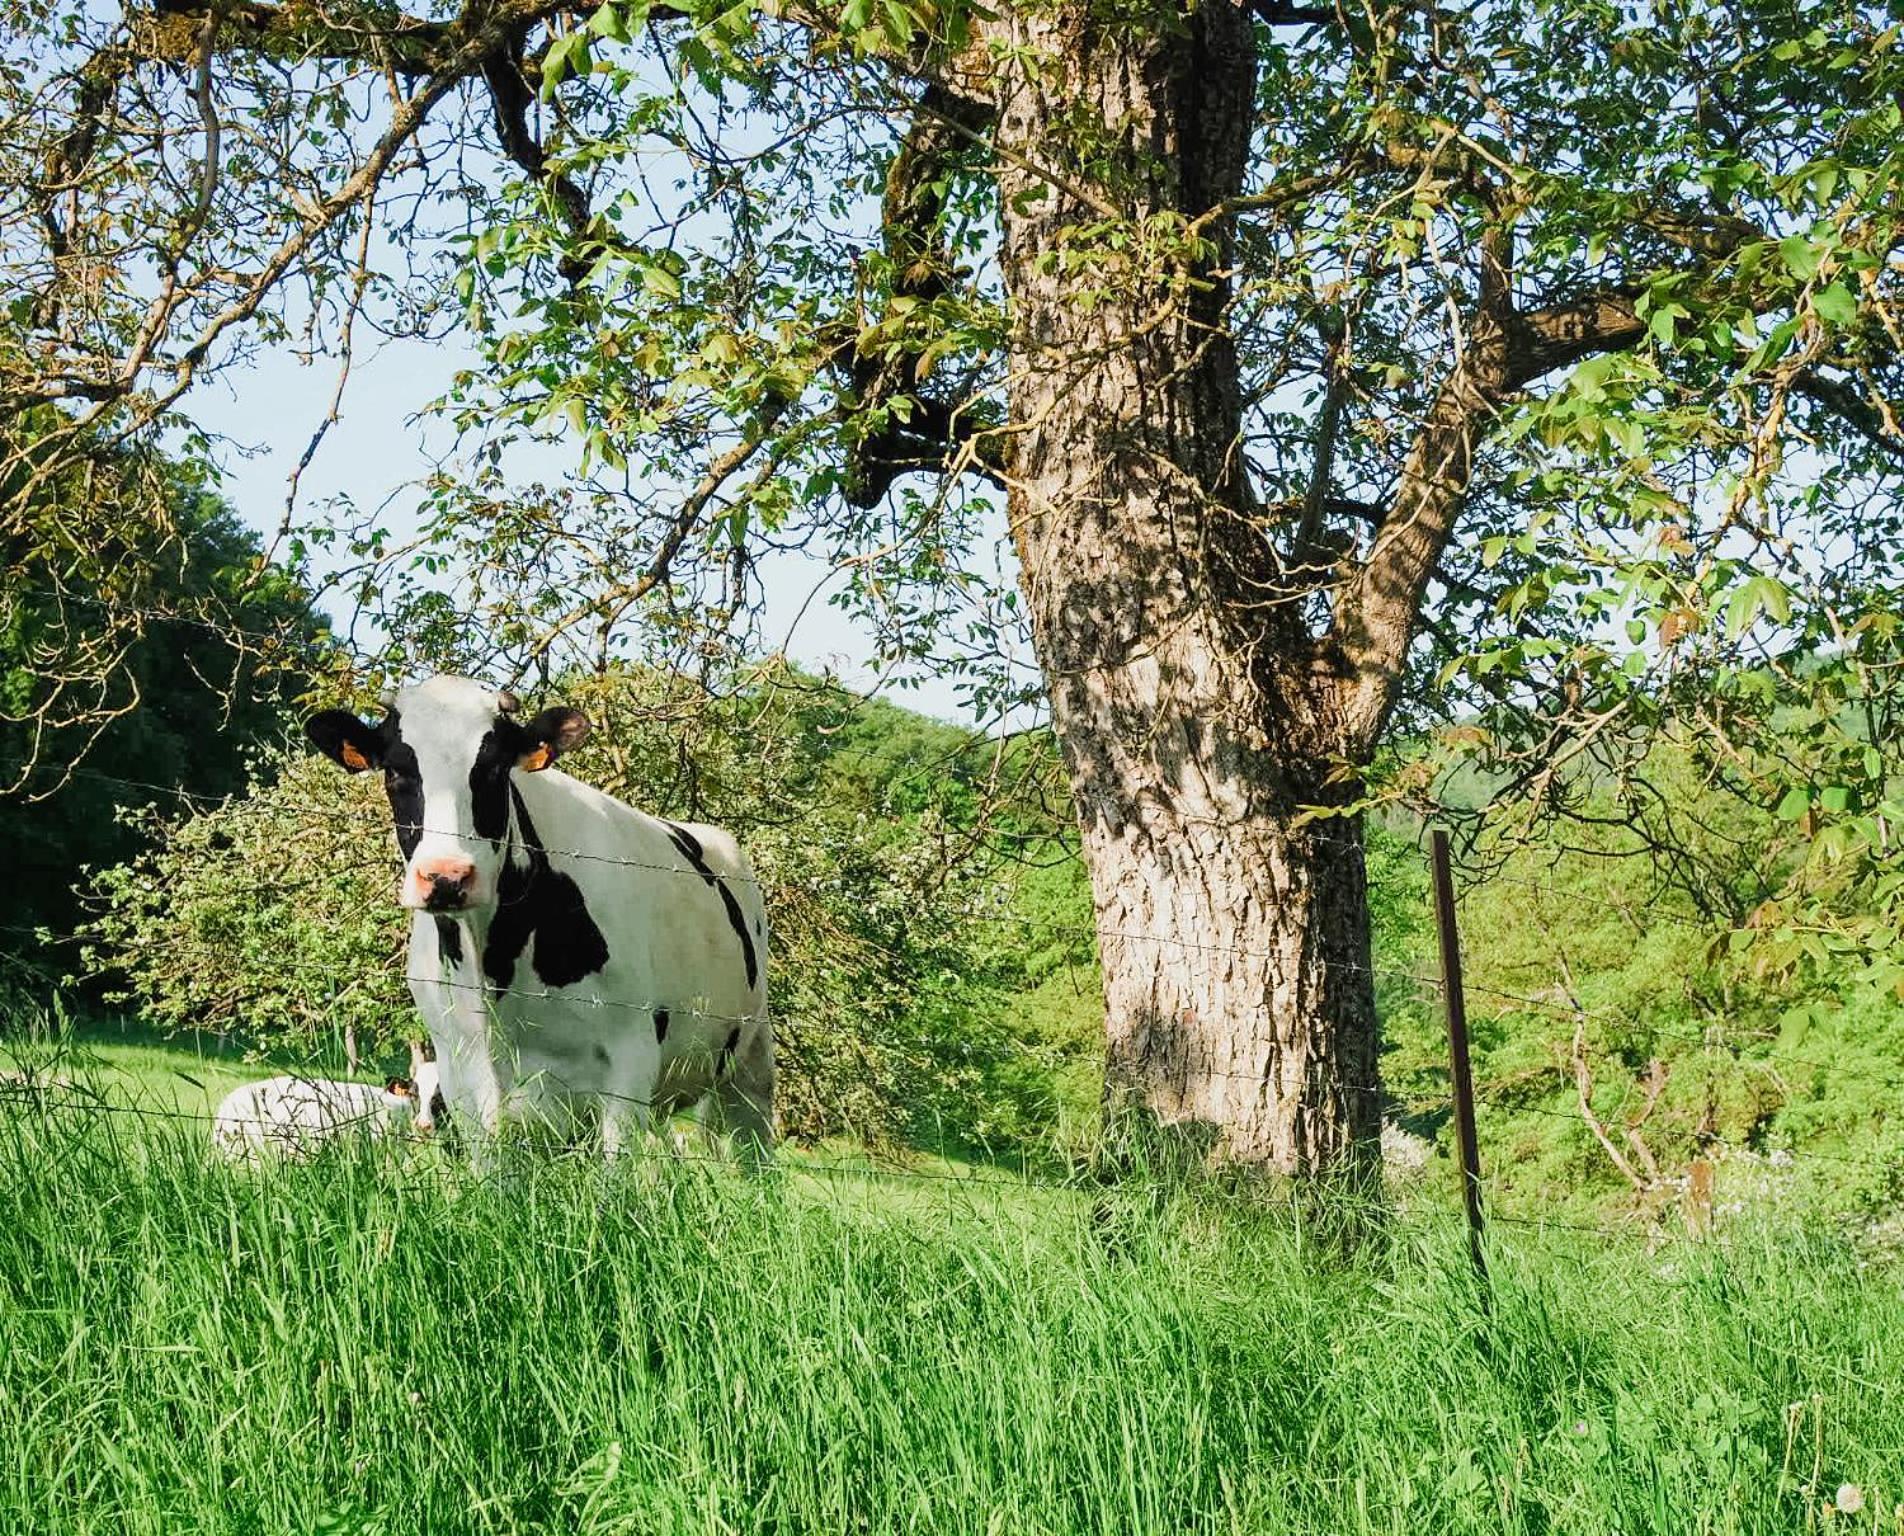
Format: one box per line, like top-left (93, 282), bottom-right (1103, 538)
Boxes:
top-left (1835, 1484), bottom-right (1865, 1516)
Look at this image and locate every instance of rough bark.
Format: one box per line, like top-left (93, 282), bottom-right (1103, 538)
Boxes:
top-left (991, 0), bottom-right (1380, 1176)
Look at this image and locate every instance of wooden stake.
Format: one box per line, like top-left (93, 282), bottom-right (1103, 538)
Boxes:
top-left (1430, 829), bottom-right (1488, 1286)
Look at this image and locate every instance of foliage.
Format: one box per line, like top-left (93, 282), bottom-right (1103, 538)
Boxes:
top-left (1366, 740), bottom-right (1904, 1218)
top-left (0, 424), bottom-right (325, 958)
top-left (9, 0), bottom-right (1902, 736)
top-left (85, 745), bottom-right (404, 1064)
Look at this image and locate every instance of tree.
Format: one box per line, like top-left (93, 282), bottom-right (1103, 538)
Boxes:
top-left (6, 0), bottom-right (1904, 1179)
top-left (0, 407), bottom-right (323, 961)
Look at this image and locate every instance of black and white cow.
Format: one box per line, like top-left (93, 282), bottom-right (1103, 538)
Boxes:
top-left (306, 676), bottom-right (773, 1160)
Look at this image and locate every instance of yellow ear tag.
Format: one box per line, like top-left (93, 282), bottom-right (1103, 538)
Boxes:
top-left (340, 741), bottom-right (371, 772)
top-left (519, 744), bottom-right (554, 772)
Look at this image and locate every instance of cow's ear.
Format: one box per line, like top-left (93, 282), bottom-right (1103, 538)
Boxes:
top-left (519, 707), bottom-right (590, 771)
top-left (306, 710), bottom-right (382, 773)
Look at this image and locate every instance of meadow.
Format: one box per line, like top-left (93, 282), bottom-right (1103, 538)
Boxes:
top-left (1, 1025), bottom-right (1899, 1536)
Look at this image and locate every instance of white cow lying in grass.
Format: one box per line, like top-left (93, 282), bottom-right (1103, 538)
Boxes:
top-left (212, 1060), bottom-right (441, 1160)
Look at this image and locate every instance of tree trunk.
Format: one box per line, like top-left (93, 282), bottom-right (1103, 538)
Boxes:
top-left (991, 0), bottom-right (1382, 1176)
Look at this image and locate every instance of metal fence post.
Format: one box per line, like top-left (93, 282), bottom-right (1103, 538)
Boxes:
top-left (1430, 829), bottom-right (1488, 1286)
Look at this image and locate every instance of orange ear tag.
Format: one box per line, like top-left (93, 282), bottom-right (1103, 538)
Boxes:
top-left (340, 742), bottom-right (371, 772)
top-left (519, 744), bottom-right (554, 772)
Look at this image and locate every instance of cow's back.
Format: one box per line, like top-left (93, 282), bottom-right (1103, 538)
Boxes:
top-left (505, 771), bottom-right (768, 1023)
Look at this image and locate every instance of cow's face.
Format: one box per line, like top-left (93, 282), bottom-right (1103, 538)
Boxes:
top-left (305, 676), bottom-right (590, 914)
top-left (411, 1057), bottom-right (445, 1134)
top-left (408, 1044), bottom-right (445, 1135)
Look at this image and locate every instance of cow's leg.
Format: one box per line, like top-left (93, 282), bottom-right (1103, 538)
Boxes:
top-left (598, 1086), bottom-right (651, 1161)
top-left (410, 920), bottom-right (508, 1165)
top-left (707, 1029), bottom-right (775, 1170)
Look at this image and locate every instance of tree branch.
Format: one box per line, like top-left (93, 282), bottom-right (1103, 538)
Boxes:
top-left (14, 0), bottom-right (597, 421)
top-left (525, 395), bottom-right (796, 666)
top-left (479, 28), bottom-right (595, 286)
top-left (843, 82), bottom-right (1006, 507)
top-left (1505, 287), bottom-right (1645, 385)
top-left (1330, 314), bottom-right (1512, 748)
top-left (1291, 307), bottom-right (1348, 562)
top-left (130, 0), bottom-right (459, 75)
top-left (1249, 1), bottom-right (1335, 24)
top-left (1329, 200), bottom-right (1777, 746)
top-left (1792, 367), bottom-right (1904, 465)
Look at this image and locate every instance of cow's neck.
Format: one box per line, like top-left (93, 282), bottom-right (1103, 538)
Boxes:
top-left (504, 780), bottom-right (551, 881)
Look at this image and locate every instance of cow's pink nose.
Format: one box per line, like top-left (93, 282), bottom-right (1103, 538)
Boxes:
top-left (414, 857), bottom-right (476, 909)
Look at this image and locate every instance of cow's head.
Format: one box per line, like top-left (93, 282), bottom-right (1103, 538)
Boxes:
top-left (305, 675), bottom-right (590, 914)
top-left (408, 1041), bottom-right (445, 1135)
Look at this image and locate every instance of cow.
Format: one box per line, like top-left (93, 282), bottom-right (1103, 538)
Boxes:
top-left (304, 675), bottom-right (774, 1163)
top-left (211, 1069), bottom-right (436, 1160)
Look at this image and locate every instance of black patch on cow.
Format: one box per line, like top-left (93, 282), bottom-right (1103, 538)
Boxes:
top-left (663, 820), bottom-right (703, 863)
top-left (653, 1007), bottom-right (670, 1043)
top-left (716, 1026), bottom-right (741, 1078)
top-left (380, 722), bottom-right (425, 863)
top-left (592, 1043), bottom-right (611, 1068)
top-left (662, 820), bottom-right (759, 992)
top-left (482, 786), bottom-right (611, 993)
top-left (468, 724), bottom-right (527, 843)
top-left (434, 917), bottom-right (463, 966)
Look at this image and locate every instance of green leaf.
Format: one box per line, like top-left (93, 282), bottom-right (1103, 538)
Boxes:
top-left (1775, 787), bottom-right (1813, 821)
top-left (587, 2), bottom-right (631, 41)
top-left (640, 263), bottom-right (682, 301)
top-left (540, 30), bottom-right (593, 92)
top-left (1648, 303), bottom-right (1686, 344)
top-left (1813, 281), bottom-right (1858, 325)
top-left (1778, 235), bottom-right (1822, 282)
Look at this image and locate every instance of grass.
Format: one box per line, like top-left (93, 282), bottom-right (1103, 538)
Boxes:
top-left (2, 1031), bottom-right (1902, 1533)
top-left (3, 1010), bottom-right (365, 1116)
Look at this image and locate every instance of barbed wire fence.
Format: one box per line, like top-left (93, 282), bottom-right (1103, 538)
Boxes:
top-left (0, 765), bottom-right (1898, 1264)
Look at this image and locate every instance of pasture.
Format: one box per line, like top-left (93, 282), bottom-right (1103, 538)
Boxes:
top-left (2, 1022), bottom-right (1899, 1535)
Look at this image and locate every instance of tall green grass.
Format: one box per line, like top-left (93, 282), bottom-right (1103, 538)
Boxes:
top-left (1, 1094), bottom-right (1899, 1536)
